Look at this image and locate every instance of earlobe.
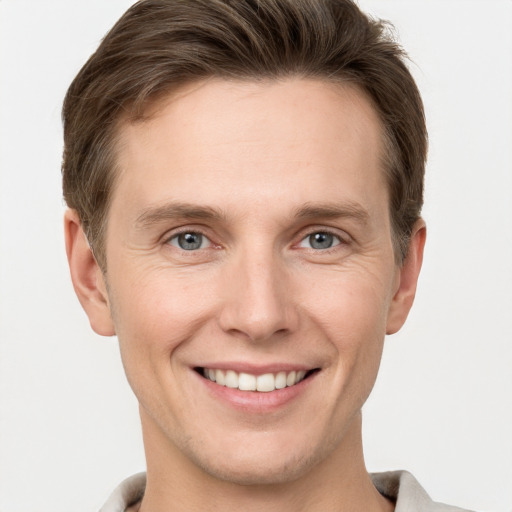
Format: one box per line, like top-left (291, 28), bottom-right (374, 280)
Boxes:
top-left (64, 209), bottom-right (116, 336)
top-left (386, 219), bottom-right (426, 335)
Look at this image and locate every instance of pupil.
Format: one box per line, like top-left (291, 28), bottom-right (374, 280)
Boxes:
top-left (179, 232), bottom-right (202, 250)
top-left (310, 232), bottom-right (333, 249)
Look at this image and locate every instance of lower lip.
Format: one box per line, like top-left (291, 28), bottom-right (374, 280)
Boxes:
top-left (195, 371), bottom-right (317, 413)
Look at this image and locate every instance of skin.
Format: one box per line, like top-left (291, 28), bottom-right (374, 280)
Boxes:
top-left (65, 78), bottom-right (425, 512)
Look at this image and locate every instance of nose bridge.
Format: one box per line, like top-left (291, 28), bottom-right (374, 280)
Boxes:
top-left (218, 241), bottom-right (296, 341)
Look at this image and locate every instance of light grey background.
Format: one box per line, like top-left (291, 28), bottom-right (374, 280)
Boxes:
top-left (1, 1), bottom-right (511, 511)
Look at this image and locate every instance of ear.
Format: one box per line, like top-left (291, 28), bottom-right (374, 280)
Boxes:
top-left (64, 209), bottom-right (115, 336)
top-left (386, 219), bottom-right (426, 335)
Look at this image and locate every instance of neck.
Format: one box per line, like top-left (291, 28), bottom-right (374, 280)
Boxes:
top-left (138, 410), bottom-right (394, 512)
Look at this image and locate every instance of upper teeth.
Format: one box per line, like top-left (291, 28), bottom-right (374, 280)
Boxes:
top-left (202, 368), bottom-right (307, 392)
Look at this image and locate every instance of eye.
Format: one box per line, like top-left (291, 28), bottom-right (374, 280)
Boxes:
top-left (168, 232), bottom-right (211, 251)
top-left (299, 232), bottom-right (341, 250)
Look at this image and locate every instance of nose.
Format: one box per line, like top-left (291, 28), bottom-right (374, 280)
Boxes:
top-left (217, 246), bottom-right (299, 342)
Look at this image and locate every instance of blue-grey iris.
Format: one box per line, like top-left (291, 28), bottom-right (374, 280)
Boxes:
top-left (178, 232), bottom-right (203, 250)
top-left (309, 232), bottom-right (334, 249)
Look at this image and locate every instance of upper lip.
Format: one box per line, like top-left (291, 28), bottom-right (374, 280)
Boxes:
top-left (194, 362), bottom-right (317, 376)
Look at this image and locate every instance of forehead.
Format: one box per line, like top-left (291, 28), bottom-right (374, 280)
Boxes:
top-left (132, 78), bottom-right (384, 153)
top-left (112, 78), bottom-right (387, 220)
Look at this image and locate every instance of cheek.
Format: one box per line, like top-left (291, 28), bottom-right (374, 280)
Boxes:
top-left (109, 271), bottom-right (190, 353)
top-left (107, 271), bottom-right (207, 415)
top-left (302, 266), bottom-right (393, 340)
top-left (300, 266), bottom-right (393, 389)
top-left (108, 263), bottom-right (223, 374)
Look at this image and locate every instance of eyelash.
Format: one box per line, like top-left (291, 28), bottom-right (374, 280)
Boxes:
top-left (165, 228), bottom-right (214, 251)
top-left (164, 227), bottom-right (349, 253)
top-left (297, 229), bottom-right (346, 251)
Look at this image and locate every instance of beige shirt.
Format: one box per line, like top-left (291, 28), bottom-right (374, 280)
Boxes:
top-left (99, 470), bottom-right (473, 511)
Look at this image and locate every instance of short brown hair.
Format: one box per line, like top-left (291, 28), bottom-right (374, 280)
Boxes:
top-left (62, 0), bottom-right (427, 268)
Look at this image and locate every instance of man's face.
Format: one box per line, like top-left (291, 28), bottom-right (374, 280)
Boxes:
top-left (89, 79), bottom-right (416, 483)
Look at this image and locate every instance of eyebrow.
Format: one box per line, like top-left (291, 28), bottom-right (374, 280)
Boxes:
top-left (134, 200), bottom-right (370, 230)
top-left (293, 202), bottom-right (370, 225)
top-left (135, 202), bottom-right (226, 229)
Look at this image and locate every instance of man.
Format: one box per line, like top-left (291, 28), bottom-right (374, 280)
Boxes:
top-left (62, 0), bottom-right (471, 510)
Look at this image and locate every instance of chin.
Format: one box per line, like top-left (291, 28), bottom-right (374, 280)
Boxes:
top-left (194, 451), bottom-right (317, 486)
top-left (180, 429), bottom-right (337, 487)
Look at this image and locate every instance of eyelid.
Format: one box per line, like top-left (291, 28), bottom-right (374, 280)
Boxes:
top-left (169, 233), bottom-right (211, 250)
top-left (160, 224), bottom-right (351, 252)
top-left (162, 226), bottom-right (215, 248)
top-left (295, 226), bottom-right (351, 246)
top-left (298, 233), bottom-right (341, 252)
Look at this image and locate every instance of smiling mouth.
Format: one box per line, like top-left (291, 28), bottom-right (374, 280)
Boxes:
top-left (196, 367), bottom-right (319, 392)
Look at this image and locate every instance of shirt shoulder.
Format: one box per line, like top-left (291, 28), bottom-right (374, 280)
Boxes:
top-left (99, 473), bottom-right (146, 512)
top-left (371, 470), bottom-right (475, 512)
top-left (99, 470), bottom-right (474, 511)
